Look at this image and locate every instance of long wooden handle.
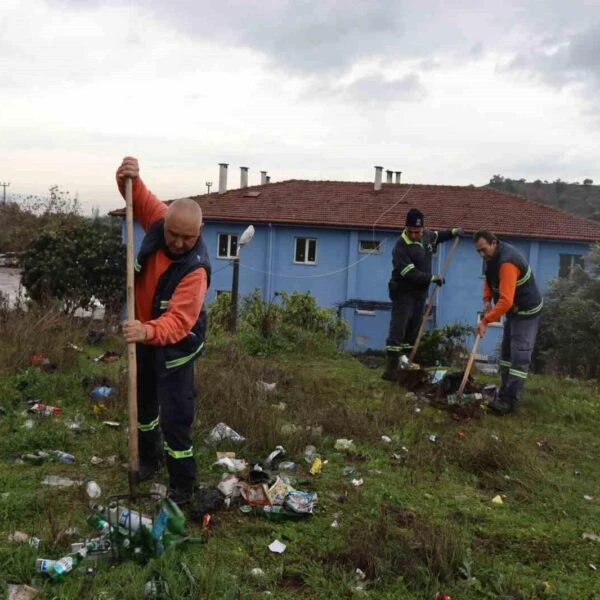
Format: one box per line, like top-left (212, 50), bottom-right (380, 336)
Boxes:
top-left (125, 177), bottom-right (139, 498)
top-left (409, 236), bottom-right (460, 362)
top-left (456, 334), bottom-right (481, 399)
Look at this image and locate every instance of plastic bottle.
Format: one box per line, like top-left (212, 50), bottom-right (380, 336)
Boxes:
top-left (164, 498), bottom-right (186, 536)
top-left (35, 558), bottom-right (56, 574)
top-left (47, 548), bottom-right (87, 581)
top-left (51, 450), bottom-right (75, 464)
top-left (30, 402), bottom-right (62, 416)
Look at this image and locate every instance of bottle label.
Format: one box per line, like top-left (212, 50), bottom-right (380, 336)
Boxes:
top-left (55, 556), bottom-right (74, 574)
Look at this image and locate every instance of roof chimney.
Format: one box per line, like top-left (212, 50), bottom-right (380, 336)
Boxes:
top-left (218, 163), bottom-right (228, 194)
top-left (240, 166), bottom-right (249, 188)
top-left (260, 170), bottom-right (267, 185)
top-left (266, 175), bottom-right (271, 184)
top-left (386, 170), bottom-right (393, 184)
top-left (395, 171), bottom-right (402, 184)
top-left (374, 166), bottom-right (383, 191)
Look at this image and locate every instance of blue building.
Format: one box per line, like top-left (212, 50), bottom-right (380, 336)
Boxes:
top-left (116, 166), bottom-right (600, 358)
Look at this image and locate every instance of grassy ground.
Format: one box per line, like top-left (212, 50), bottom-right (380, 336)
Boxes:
top-left (1, 309), bottom-right (600, 599)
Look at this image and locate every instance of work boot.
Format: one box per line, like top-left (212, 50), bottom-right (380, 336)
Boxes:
top-left (168, 483), bottom-right (195, 506)
top-left (139, 460), bottom-right (161, 482)
top-left (487, 398), bottom-right (515, 416)
top-left (381, 355), bottom-right (399, 382)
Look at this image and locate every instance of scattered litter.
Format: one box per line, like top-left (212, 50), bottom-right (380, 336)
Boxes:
top-left (355, 568), bottom-right (366, 580)
top-left (264, 445), bottom-right (286, 468)
top-left (431, 370), bottom-right (447, 384)
top-left (8, 531), bottom-right (40, 548)
top-left (582, 532), bottom-right (600, 543)
top-left (271, 402), bottom-right (287, 411)
top-left (334, 438), bottom-right (355, 451)
top-left (22, 419), bottom-right (34, 429)
top-left (86, 481), bottom-right (102, 499)
top-left (456, 431), bottom-right (465, 439)
top-left (281, 423), bottom-right (300, 435)
top-left (89, 386), bottom-right (114, 401)
top-left (30, 353), bottom-right (54, 370)
top-left (256, 381), bottom-right (277, 394)
top-left (240, 482), bottom-right (270, 506)
top-left (150, 483), bottom-right (168, 499)
top-left (491, 434), bottom-right (499, 441)
top-left (66, 343), bottom-right (84, 352)
top-left (415, 407), bottom-right (422, 413)
top-left (331, 519), bottom-right (340, 528)
top-left (248, 464), bottom-right (270, 484)
top-left (351, 478), bottom-right (364, 487)
top-left (584, 495), bottom-right (593, 501)
top-left (251, 568), bottom-right (265, 578)
top-left (103, 421), bottom-right (120, 428)
top-left (285, 490), bottom-right (318, 514)
top-left (307, 425), bottom-right (323, 438)
top-left (434, 594), bottom-right (453, 600)
top-left (144, 577), bottom-right (170, 599)
top-left (7, 584), bottom-right (41, 600)
top-left (278, 461), bottom-right (296, 471)
top-left (309, 457), bottom-right (322, 475)
top-left (90, 455), bottom-right (104, 465)
top-left (29, 402), bottom-right (61, 416)
top-left (41, 476), bottom-right (80, 488)
top-left (590, 564), bottom-right (597, 571)
top-left (213, 457), bottom-right (247, 472)
top-left (304, 445), bottom-right (317, 463)
top-left (217, 474), bottom-right (240, 499)
top-left (405, 392), bottom-right (417, 401)
top-left (268, 539), bottom-right (286, 553)
top-left (343, 467), bottom-right (356, 477)
top-left (206, 422), bottom-right (245, 444)
top-left (381, 435), bottom-right (392, 443)
top-left (190, 487), bottom-right (225, 522)
top-left (428, 433), bottom-right (438, 443)
top-left (93, 350), bottom-right (120, 363)
top-left (491, 495), bottom-right (504, 504)
top-left (267, 477), bottom-right (293, 506)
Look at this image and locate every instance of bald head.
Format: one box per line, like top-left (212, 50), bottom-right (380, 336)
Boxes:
top-left (163, 198), bottom-right (203, 255)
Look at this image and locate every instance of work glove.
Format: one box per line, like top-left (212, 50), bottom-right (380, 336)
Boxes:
top-left (431, 275), bottom-right (445, 287)
top-left (451, 227), bottom-right (464, 237)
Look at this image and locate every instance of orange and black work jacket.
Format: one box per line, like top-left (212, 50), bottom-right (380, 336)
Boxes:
top-left (135, 219), bottom-right (211, 373)
top-left (482, 241), bottom-right (542, 324)
top-left (389, 229), bottom-right (455, 300)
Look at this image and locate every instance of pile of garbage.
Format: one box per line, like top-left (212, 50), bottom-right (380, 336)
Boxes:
top-left (190, 424), bottom-right (319, 525)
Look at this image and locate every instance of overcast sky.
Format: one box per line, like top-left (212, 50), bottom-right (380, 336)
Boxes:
top-left (2, 0), bottom-right (599, 214)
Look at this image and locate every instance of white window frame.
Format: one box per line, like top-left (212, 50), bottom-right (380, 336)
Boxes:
top-left (294, 237), bottom-right (317, 265)
top-left (217, 233), bottom-right (238, 259)
top-left (358, 240), bottom-right (381, 254)
top-left (477, 311), bottom-right (504, 328)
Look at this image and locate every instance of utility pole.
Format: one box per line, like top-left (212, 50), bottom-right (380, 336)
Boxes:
top-left (206, 181), bottom-right (213, 194)
top-left (0, 182), bottom-right (10, 205)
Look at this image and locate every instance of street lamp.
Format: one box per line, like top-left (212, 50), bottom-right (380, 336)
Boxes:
top-left (206, 181), bottom-right (213, 194)
top-left (229, 225), bottom-right (255, 333)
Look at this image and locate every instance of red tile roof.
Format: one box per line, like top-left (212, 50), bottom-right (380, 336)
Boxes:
top-left (111, 180), bottom-right (600, 243)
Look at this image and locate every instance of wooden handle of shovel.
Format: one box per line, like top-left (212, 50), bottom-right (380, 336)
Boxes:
top-left (409, 235), bottom-right (460, 362)
top-left (125, 177), bottom-right (139, 498)
top-left (456, 334), bottom-right (481, 400)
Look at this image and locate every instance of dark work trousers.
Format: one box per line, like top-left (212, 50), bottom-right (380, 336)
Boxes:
top-left (385, 293), bottom-right (426, 357)
top-left (136, 344), bottom-right (197, 491)
top-left (498, 313), bottom-right (541, 407)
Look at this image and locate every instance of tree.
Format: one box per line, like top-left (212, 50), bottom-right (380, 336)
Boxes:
top-left (584, 178), bottom-right (593, 186)
top-left (20, 218), bottom-right (125, 316)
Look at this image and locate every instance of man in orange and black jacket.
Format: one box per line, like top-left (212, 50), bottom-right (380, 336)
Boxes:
top-left (117, 156), bottom-right (210, 504)
top-left (474, 229), bottom-right (543, 415)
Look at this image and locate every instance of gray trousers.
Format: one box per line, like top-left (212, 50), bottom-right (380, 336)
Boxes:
top-left (498, 313), bottom-right (541, 407)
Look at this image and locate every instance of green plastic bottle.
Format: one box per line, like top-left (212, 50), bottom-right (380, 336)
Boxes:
top-left (47, 548), bottom-right (87, 581)
top-left (164, 498), bottom-right (187, 536)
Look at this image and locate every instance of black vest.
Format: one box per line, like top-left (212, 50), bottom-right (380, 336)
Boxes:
top-left (135, 219), bottom-right (211, 372)
top-left (485, 241), bottom-right (542, 318)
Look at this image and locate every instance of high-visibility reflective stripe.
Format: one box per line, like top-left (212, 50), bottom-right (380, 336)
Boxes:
top-left (164, 442), bottom-right (193, 459)
top-left (165, 342), bottom-right (204, 369)
top-left (509, 368), bottom-right (528, 379)
top-left (386, 345), bottom-right (403, 352)
top-left (400, 264), bottom-right (415, 277)
top-left (134, 259), bottom-right (142, 272)
top-left (159, 300), bottom-right (170, 309)
top-left (138, 416), bottom-right (160, 432)
top-left (401, 231), bottom-right (423, 247)
top-left (499, 360), bottom-right (511, 368)
top-left (516, 301), bottom-right (543, 316)
top-left (516, 266), bottom-right (531, 286)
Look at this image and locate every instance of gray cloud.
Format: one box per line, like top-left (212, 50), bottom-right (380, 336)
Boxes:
top-left (341, 73), bottom-right (426, 104)
top-left (507, 25), bottom-right (600, 90)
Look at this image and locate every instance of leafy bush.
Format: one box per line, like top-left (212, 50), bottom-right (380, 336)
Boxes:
top-left (415, 323), bottom-right (471, 366)
top-left (207, 289), bottom-right (349, 356)
top-left (533, 244), bottom-right (600, 378)
top-left (20, 218), bottom-right (125, 316)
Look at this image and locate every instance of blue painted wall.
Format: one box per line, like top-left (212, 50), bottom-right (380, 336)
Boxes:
top-left (128, 220), bottom-right (592, 358)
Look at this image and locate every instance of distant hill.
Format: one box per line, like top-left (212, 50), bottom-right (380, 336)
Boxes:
top-left (484, 175), bottom-right (600, 222)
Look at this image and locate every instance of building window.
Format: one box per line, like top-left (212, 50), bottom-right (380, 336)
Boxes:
top-left (218, 233), bottom-right (238, 259)
top-left (359, 240), bottom-right (381, 254)
top-left (559, 254), bottom-right (584, 278)
top-left (295, 238), bottom-right (317, 264)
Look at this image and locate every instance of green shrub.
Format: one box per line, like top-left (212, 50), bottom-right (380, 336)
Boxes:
top-left (415, 323), bottom-right (471, 366)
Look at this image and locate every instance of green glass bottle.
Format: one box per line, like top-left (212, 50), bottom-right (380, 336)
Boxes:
top-left (47, 548), bottom-right (87, 582)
